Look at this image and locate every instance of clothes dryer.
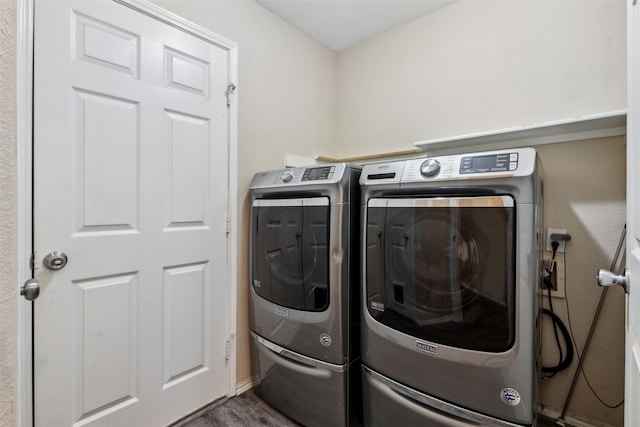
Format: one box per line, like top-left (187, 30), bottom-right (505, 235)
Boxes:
top-left (249, 163), bottom-right (361, 427)
top-left (360, 148), bottom-right (543, 426)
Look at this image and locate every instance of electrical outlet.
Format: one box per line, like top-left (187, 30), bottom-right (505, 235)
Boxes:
top-left (541, 257), bottom-right (566, 298)
top-left (542, 229), bottom-right (567, 298)
top-left (546, 228), bottom-right (567, 253)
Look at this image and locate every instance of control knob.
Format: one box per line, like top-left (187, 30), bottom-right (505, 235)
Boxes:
top-left (280, 170), bottom-right (294, 182)
top-left (420, 159), bottom-right (441, 177)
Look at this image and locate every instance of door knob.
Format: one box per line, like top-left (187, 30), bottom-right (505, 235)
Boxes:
top-left (596, 268), bottom-right (629, 294)
top-left (43, 251), bottom-right (68, 270)
top-left (21, 278), bottom-right (40, 301)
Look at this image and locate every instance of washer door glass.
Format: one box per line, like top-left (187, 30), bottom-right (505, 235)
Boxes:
top-left (366, 196), bottom-right (515, 352)
top-left (251, 198), bottom-right (330, 311)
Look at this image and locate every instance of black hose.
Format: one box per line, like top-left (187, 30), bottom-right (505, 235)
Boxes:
top-left (541, 308), bottom-right (574, 373)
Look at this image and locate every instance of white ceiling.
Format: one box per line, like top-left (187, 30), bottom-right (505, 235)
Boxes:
top-left (255, 0), bottom-right (458, 52)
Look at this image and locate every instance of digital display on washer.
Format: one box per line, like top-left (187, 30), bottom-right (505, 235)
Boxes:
top-left (460, 153), bottom-right (518, 174)
top-left (302, 166), bottom-right (335, 181)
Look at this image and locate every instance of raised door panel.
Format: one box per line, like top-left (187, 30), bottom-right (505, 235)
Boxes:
top-left (74, 274), bottom-right (139, 420)
top-left (75, 89), bottom-right (139, 233)
top-left (164, 111), bottom-right (210, 229)
top-left (165, 47), bottom-right (209, 97)
top-left (163, 262), bottom-right (208, 386)
top-left (73, 11), bottom-right (140, 77)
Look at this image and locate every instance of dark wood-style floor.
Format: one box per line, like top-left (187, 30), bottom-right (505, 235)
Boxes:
top-left (173, 389), bottom-right (300, 427)
top-left (174, 389), bottom-right (558, 427)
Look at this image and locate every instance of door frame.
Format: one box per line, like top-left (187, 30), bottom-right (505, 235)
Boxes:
top-left (15, 1), bottom-right (239, 424)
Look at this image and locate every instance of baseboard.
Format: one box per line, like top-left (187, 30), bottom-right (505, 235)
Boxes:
top-left (235, 376), bottom-right (256, 395)
top-left (538, 405), bottom-right (618, 427)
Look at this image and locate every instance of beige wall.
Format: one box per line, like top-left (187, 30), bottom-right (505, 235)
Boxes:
top-left (332, 0), bottom-right (626, 158)
top-left (536, 138), bottom-right (626, 426)
top-left (0, 0), bottom-right (17, 426)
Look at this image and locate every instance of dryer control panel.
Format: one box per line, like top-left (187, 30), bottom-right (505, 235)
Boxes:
top-left (250, 163), bottom-right (349, 188)
top-left (301, 166), bottom-right (335, 181)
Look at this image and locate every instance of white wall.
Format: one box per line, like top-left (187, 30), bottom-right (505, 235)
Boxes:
top-left (0, 1), bottom-right (17, 425)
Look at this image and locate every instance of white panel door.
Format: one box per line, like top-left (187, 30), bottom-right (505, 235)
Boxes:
top-left (628, 0), bottom-right (640, 425)
top-left (33, 1), bottom-right (232, 425)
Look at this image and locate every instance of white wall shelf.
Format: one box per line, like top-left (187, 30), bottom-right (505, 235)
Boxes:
top-left (315, 148), bottom-right (423, 163)
top-left (414, 110), bottom-right (627, 156)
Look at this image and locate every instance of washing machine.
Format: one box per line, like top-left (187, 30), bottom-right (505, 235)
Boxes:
top-left (249, 163), bottom-right (362, 427)
top-left (360, 148), bottom-right (543, 426)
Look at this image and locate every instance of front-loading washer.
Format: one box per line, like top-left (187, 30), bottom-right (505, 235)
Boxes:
top-left (360, 148), bottom-right (543, 426)
top-left (249, 163), bottom-right (361, 427)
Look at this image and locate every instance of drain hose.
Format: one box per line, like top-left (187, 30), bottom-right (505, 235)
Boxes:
top-left (541, 308), bottom-right (574, 374)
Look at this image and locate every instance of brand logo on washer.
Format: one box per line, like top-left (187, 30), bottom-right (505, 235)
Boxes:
top-left (500, 388), bottom-right (521, 406)
top-left (275, 307), bottom-right (288, 317)
top-left (371, 301), bottom-right (385, 312)
top-left (319, 333), bottom-right (332, 347)
top-left (415, 340), bottom-right (438, 355)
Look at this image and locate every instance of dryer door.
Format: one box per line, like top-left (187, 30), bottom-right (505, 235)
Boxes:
top-left (366, 195), bottom-right (516, 352)
top-left (251, 197), bottom-right (330, 311)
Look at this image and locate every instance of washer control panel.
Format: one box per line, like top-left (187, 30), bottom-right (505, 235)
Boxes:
top-left (360, 148), bottom-right (537, 185)
top-left (460, 152), bottom-right (518, 174)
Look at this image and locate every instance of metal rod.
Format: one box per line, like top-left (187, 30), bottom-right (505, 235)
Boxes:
top-left (556, 224), bottom-right (626, 424)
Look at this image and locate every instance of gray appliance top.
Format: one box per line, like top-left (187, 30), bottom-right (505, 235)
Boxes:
top-left (250, 163), bottom-right (356, 189)
top-left (360, 147), bottom-right (537, 186)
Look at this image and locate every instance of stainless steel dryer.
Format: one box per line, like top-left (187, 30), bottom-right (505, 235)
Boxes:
top-left (249, 163), bottom-right (361, 427)
top-left (360, 148), bottom-right (543, 426)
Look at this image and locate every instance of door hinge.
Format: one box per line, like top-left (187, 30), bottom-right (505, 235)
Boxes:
top-left (30, 252), bottom-right (35, 271)
top-left (226, 216), bottom-right (231, 234)
top-left (226, 82), bottom-right (236, 107)
top-left (225, 334), bottom-right (235, 361)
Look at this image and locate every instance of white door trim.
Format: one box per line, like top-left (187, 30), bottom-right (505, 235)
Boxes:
top-left (15, 1), bottom-right (239, 423)
top-left (16, 0), bottom-right (34, 425)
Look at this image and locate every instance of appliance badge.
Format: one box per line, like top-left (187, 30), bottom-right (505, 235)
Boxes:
top-left (275, 307), bottom-right (289, 317)
top-left (370, 301), bottom-right (385, 312)
top-left (415, 340), bottom-right (438, 355)
top-left (500, 388), bottom-right (521, 406)
top-left (253, 279), bottom-right (262, 288)
top-left (319, 333), bottom-right (332, 347)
